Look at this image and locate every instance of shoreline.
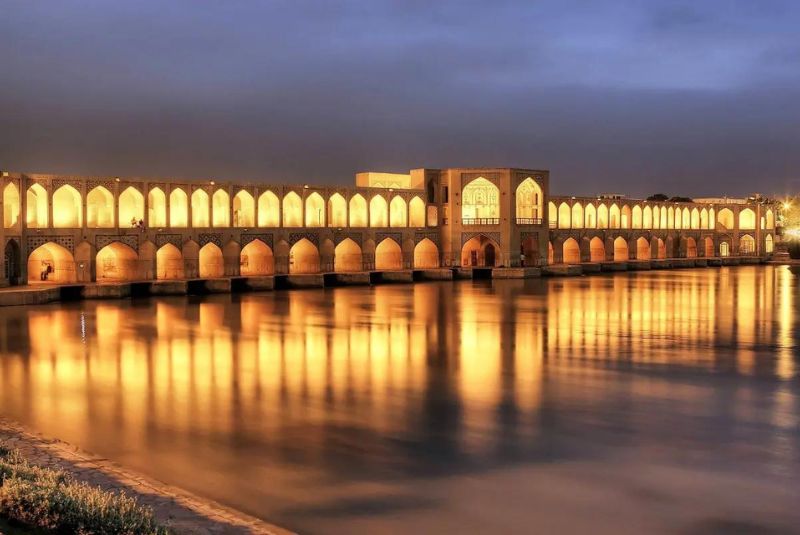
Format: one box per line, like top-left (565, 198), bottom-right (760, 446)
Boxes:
top-left (0, 418), bottom-right (292, 535)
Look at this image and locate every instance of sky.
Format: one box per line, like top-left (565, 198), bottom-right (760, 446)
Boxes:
top-left (1, 0), bottom-right (799, 197)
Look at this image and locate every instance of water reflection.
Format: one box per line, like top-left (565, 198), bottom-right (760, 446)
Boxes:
top-left (0, 266), bottom-right (798, 533)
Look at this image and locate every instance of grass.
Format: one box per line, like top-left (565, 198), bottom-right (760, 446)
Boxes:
top-left (0, 443), bottom-right (170, 534)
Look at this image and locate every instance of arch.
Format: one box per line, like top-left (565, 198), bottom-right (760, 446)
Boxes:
top-left (738, 208), bottom-right (756, 230)
top-left (334, 238), bottom-right (362, 272)
top-left (690, 207), bottom-right (700, 229)
top-left (461, 177), bottom-right (499, 221)
top-left (609, 204), bottom-right (621, 228)
top-left (119, 186), bottom-right (144, 228)
top-left (375, 238), bottom-right (403, 270)
top-left (766, 209), bottom-right (775, 229)
top-left (660, 206), bottom-right (668, 229)
top-left (562, 238), bottom-right (580, 264)
top-left (198, 243), bottom-right (224, 278)
top-left (682, 207), bottom-right (691, 229)
top-left (369, 195), bottom-right (388, 227)
top-left (590, 237), bottom-right (605, 262)
top-left (282, 191), bottom-right (303, 227)
top-left (597, 204), bottom-right (609, 228)
top-left (191, 189), bottom-right (210, 227)
top-left (96, 242), bottom-right (139, 281)
top-left (652, 206), bottom-right (660, 229)
top-left (657, 238), bottom-right (666, 259)
top-left (3, 183), bottom-right (20, 228)
top-left (169, 188), bottom-right (188, 227)
top-left (686, 237), bottom-right (697, 258)
top-left (558, 202), bottom-right (571, 229)
top-left (704, 237), bottom-right (714, 257)
top-left (739, 234), bottom-right (755, 255)
top-left (621, 205), bottom-right (632, 228)
top-left (305, 192), bottom-right (325, 227)
top-left (636, 237), bottom-right (650, 260)
top-left (233, 190), bottom-right (255, 227)
top-left (515, 178), bottom-right (543, 221)
top-left (584, 204), bottom-right (596, 228)
top-left (26, 184), bottom-right (48, 228)
top-left (720, 240), bottom-right (731, 257)
top-left (667, 206), bottom-right (674, 229)
top-left (700, 208), bottom-right (709, 229)
top-left (27, 242), bottom-right (76, 283)
top-left (289, 238), bottom-right (320, 273)
top-left (718, 208), bottom-right (734, 230)
top-left (349, 194), bottom-right (368, 227)
top-left (548, 202), bottom-right (558, 227)
top-left (765, 234), bottom-right (774, 253)
top-left (613, 236), bottom-right (628, 261)
top-left (212, 189), bottom-right (230, 227)
top-left (409, 196), bottom-right (425, 227)
top-left (632, 205), bottom-right (642, 229)
top-left (327, 193), bottom-right (347, 227)
top-left (413, 238), bottom-right (439, 268)
top-left (52, 185), bottom-right (82, 228)
top-left (257, 190), bottom-right (280, 227)
top-left (86, 186), bottom-right (114, 228)
top-left (571, 203), bottom-right (584, 229)
top-left (156, 243), bottom-right (184, 279)
top-left (240, 239), bottom-right (274, 275)
top-left (148, 187), bottom-right (167, 227)
top-left (4, 240), bottom-right (21, 284)
top-left (642, 205), bottom-right (652, 229)
top-left (389, 195), bottom-right (408, 227)
top-left (461, 234), bottom-right (501, 267)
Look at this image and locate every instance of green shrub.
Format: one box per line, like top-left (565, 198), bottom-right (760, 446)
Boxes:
top-left (0, 443), bottom-right (169, 534)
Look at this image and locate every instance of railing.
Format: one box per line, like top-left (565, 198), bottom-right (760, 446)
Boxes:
top-left (549, 221), bottom-right (557, 228)
top-left (461, 218), bottom-right (499, 225)
top-left (515, 218), bottom-right (543, 225)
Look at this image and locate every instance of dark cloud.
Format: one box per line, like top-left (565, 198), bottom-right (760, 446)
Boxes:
top-left (1, 0), bottom-right (799, 197)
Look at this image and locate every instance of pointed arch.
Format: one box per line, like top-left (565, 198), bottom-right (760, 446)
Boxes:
top-left (590, 237), bottom-right (605, 262)
top-left (557, 202), bottom-right (570, 229)
top-left (632, 205), bottom-right (642, 228)
top-left (700, 208), bottom-right (709, 229)
top-left (53, 185), bottom-right (82, 228)
top-left (667, 206), bottom-right (675, 229)
top-left (191, 189), bottom-right (210, 227)
top-left (28, 242), bottom-right (76, 283)
top-left (636, 237), bottom-right (650, 260)
top-left (333, 238), bottom-right (362, 272)
top-left (86, 186), bottom-right (114, 228)
top-left (461, 177), bottom-right (499, 221)
top-left (413, 238), bottom-right (439, 268)
top-left (370, 195), bottom-right (388, 227)
top-left (660, 206), bottom-right (668, 228)
top-left (198, 242), bottom-right (224, 278)
top-left (571, 203), bottom-right (584, 229)
top-left (26, 183), bottom-right (48, 228)
top-left (3, 183), bottom-right (20, 228)
top-left (232, 190), bottom-right (255, 227)
top-left (584, 203), bottom-right (597, 228)
top-left (156, 243), bottom-right (184, 279)
top-left (598, 204), bottom-right (609, 228)
top-left (305, 192), bottom-right (325, 227)
top-left (389, 195), bottom-right (408, 227)
top-left (256, 190), bottom-right (279, 227)
top-left (621, 205), bottom-right (632, 228)
top-left (765, 234), bottom-right (774, 253)
top-left (148, 187), bottom-right (167, 227)
top-left (282, 191), bottom-right (302, 227)
top-left (704, 237), bottom-right (714, 257)
top-left (212, 189), bottom-right (230, 227)
top-left (562, 237), bottom-right (580, 264)
top-left (642, 205), bottom-right (652, 228)
top-left (375, 238), bottom-right (403, 270)
top-left (289, 238), bottom-right (320, 273)
top-left (609, 204), bottom-right (621, 228)
top-left (240, 239), bottom-right (273, 275)
top-left (690, 207), bottom-right (699, 229)
top-left (613, 236), bottom-right (628, 261)
top-left (461, 234), bottom-right (501, 267)
top-left (409, 196), bottom-right (425, 227)
top-left (657, 238), bottom-right (666, 259)
top-left (652, 206), bottom-right (660, 229)
top-left (96, 242), bottom-right (139, 281)
top-left (717, 208), bottom-right (734, 230)
top-left (739, 234), bottom-right (755, 255)
top-left (548, 201), bottom-right (558, 227)
top-left (327, 193), bottom-right (347, 227)
top-left (686, 237), bottom-right (697, 258)
top-left (738, 208), bottom-right (756, 230)
top-left (515, 178), bottom-right (543, 221)
top-left (118, 186), bottom-right (144, 228)
top-left (349, 194), bottom-right (368, 227)
top-left (766, 209), bottom-right (775, 229)
top-left (169, 188), bottom-right (188, 227)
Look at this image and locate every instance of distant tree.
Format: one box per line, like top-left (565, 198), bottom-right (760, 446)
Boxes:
top-left (646, 193), bottom-right (669, 201)
top-left (668, 196), bottom-right (693, 203)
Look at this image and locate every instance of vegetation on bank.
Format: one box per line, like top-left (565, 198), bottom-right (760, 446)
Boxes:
top-left (0, 443), bottom-right (170, 534)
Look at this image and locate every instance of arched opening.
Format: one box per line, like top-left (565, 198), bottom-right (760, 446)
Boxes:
top-left (198, 243), bottom-right (224, 278)
top-left (660, 207), bottom-right (668, 228)
top-left (96, 242), bottom-right (139, 281)
top-left (282, 191), bottom-right (303, 227)
top-left (765, 234), bottom-right (774, 253)
top-left (548, 202), bottom-right (558, 227)
top-left (375, 238), bottom-right (403, 270)
top-left (613, 237), bottom-right (628, 261)
top-left (667, 207), bottom-right (675, 229)
top-left (461, 177), bottom-right (499, 223)
top-left (690, 208), bottom-right (700, 229)
top-left (621, 205), bottom-right (631, 228)
top-left (3, 183), bottom-right (20, 228)
top-left (636, 237), bottom-right (650, 260)
top-left (590, 237), bottom-right (605, 262)
top-left (720, 241), bottom-right (730, 257)
top-left (191, 189), bottom-right (210, 227)
top-left (739, 234), bottom-right (755, 255)
top-left (26, 184), bottom-right (48, 228)
top-left (700, 208), bottom-right (709, 229)
top-left (643, 205), bottom-right (652, 228)
top-left (305, 192), bottom-right (325, 227)
top-left (240, 239), bottom-right (274, 276)
top-left (766, 209), bottom-right (775, 229)
top-left (461, 235), bottom-right (501, 267)
top-left (334, 238), bottom-right (362, 272)
top-left (370, 195), bottom-right (388, 227)
top-left (87, 186), bottom-right (114, 228)
top-left (571, 203), bottom-right (584, 229)
top-left (632, 205), bottom-right (642, 228)
top-left (414, 238), bottom-right (439, 268)
top-left (521, 236), bottom-right (539, 266)
top-left (389, 196), bottom-right (407, 227)
top-left (27, 242), bottom-right (76, 283)
top-left (686, 237), bottom-right (697, 258)
top-left (52, 185), bottom-right (82, 228)
top-left (562, 238), bottom-right (581, 264)
top-left (657, 238), bottom-right (666, 259)
top-left (4, 240), bottom-right (21, 284)
top-left (597, 204), bottom-right (609, 228)
top-left (349, 194), bottom-right (368, 227)
top-left (233, 190), bottom-right (255, 227)
top-left (327, 193), bottom-right (347, 227)
top-left (169, 188), bottom-right (188, 227)
top-left (718, 208), bottom-right (734, 230)
top-left (584, 204), bottom-right (596, 228)
top-left (212, 189), bottom-right (230, 227)
top-left (289, 238), bottom-right (320, 274)
top-left (682, 207), bottom-right (690, 229)
top-left (558, 202), bottom-right (571, 229)
top-left (409, 197), bottom-right (425, 227)
top-left (156, 243), bottom-right (184, 279)
top-left (515, 178), bottom-right (543, 222)
top-left (704, 237), bottom-right (714, 257)
top-left (119, 187), bottom-right (144, 228)
top-left (609, 204), bottom-right (621, 228)
top-left (258, 190), bottom-right (280, 227)
top-left (148, 187), bottom-right (167, 228)
top-left (738, 208), bottom-right (756, 230)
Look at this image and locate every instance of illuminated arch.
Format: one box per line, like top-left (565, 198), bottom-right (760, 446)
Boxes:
top-left (766, 209), bottom-right (774, 229)
top-left (28, 242), bottom-right (76, 283)
top-left (96, 242), bottom-right (138, 281)
top-left (327, 193), bottom-right (347, 227)
top-left (369, 195), bottom-right (388, 227)
top-left (548, 201), bottom-right (557, 227)
top-left (739, 234), bottom-right (755, 255)
top-left (212, 189), bottom-right (230, 227)
top-left (255, 190), bottom-right (278, 227)
top-left (53, 185), bottom-right (82, 228)
top-left (590, 237), bottom-right (605, 262)
top-left (148, 187), bottom-right (167, 227)
top-left (169, 188), bottom-right (188, 227)
top-left (657, 238), bottom-right (666, 259)
top-left (558, 202), bottom-right (571, 228)
top-left (652, 206), bottom-right (660, 229)
top-left (461, 177), bottom-right (499, 221)
top-left (686, 237), bottom-right (697, 258)
top-left (720, 240), bottom-right (730, 257)
top-left (690, 207), bottom-right (699, 229)
top-left (613, 236), bottom-right (628, 261)
top-left (621, 205), bottom-right (631, 228)
top-left (700, 208), bottom-right (709, 229)
top-left (305, 192), bottom-right (325, 227)
top-left (584, 204), bottom-right (597, 228)
top-left (3, 183), bottom-right (20, 228)
top-left (681, 207), bottom-right (690, 229)
top-left (86, 186), bottom-right (114, 228)
top-left (413, 238), bottom-right (439, 268)
top-left (562, 237), bottom-right (580, 264)
top-left (240, 239), bottom-right (273, 275)
top-left (118, 186), bottom-right (144, 228)
top-left (636, 237), bottom-right (650, 260)
top-left (643, 205), bottom-right (652, 228)
top-left (704, 237), bottom-right (714, 257)
top-left (349, 194), bottom-right (368, 227)
top-left (765, 234), bottom-right (774, 253)
top-left (632, 205), bottom-right (642, 228)
top-left (738, 208), bottom-right (756, 230)
top-left (660, 206), bottom-right (668, 228)
top-left (233, 190), bottom-right (255, 227)
top-left (667, 206), bottom-right (675, 229)
top-left (389, 195), bottom-right (407, 227)
top-left (26, 183), bottom-right (48, 228)
top-left (198, 243), bottom-right (224, 278)
top-left (156, 243), bottom-right (183, 279)
top-left (598, 204), bottom-right (609, 228)
top-left (333, 238), bottom-right (362, 272)
top-left (191, 189), bottom-right (210, 227)
top-left (375, 238), bottom-right (403, 270)
top-left (409, 196), bottom-right (425, 227)
top-left (282, 191), bottom-right (302, 227)
top-left (289, 238), bottom-right (320, 273)
top-left (571, 203), bottom-right (584, 229)
top-left (609, 204), bottom-right (620, 228)
top-left (515, 178), bottom-right (543, 220)
top-left (717, 208), bottom-right (734, 230)
top-left (461, 234), bottom-right (501, 267)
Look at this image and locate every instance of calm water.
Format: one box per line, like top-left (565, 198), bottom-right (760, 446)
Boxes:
top-left (1, 266), bottom-right (799, 534)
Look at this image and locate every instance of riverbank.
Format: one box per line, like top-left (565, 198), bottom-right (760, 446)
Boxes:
top-left (0, 419), bottom-right (291, 535)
